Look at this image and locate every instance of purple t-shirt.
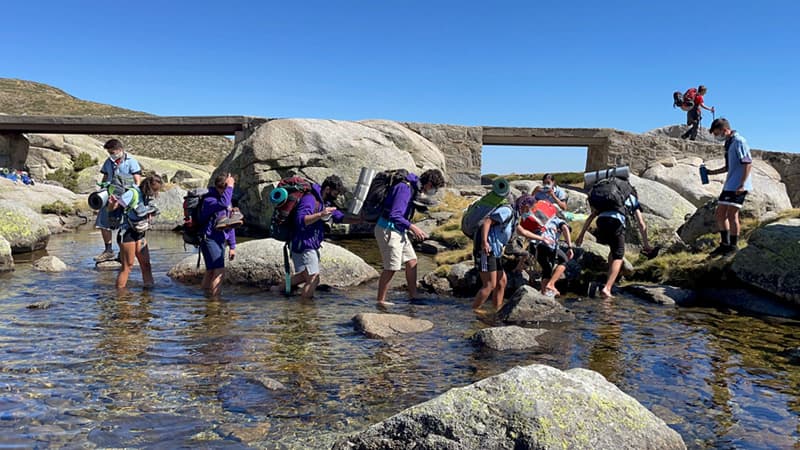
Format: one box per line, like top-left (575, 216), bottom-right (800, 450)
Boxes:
top-left (199, 186), bottom-right (236, 249)
top-left (291, 184), bottom-right (345, 253)
top-left (381, 173), bottom-right (419, 233)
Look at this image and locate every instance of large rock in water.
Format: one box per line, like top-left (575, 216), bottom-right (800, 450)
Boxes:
top-left (167, 238), bottom-right (378, 288)
top-left (642, 157), bottom-right (791, 216)
top-left (332, 364), bottom-right (686, 450)
top-left (731, 218), bottom-right (800, 306)
top-left (0, 235), bottom-right (13, 272)
top-left (212, 119), bottom-right (447, 232)
top-left (497, 285), bottom-right (575, 323)
top-left (0, 200), bottom-right (50, 253)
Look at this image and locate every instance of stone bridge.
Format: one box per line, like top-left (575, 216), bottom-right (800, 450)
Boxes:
top-left (1, 115), bottom-right (798, 205)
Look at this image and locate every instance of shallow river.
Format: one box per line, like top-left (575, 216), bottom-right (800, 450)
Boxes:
top-left (1, 230), bottom-right (798, 449)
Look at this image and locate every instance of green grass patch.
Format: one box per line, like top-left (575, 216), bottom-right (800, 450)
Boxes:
top-left (46, 168), bottom-right (78, 192)
top-left (41, 200), bottom-right (75, 215)
top-left (632, 251), bottom-right (729, 288)
top-left (72, 152), bottom-right (97, 172)
top-left (434, 247), bottom-right (473, 265)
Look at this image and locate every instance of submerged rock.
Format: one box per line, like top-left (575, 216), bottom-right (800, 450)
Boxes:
top-left (32, 255), bottom-right (67, 273)
top-left (498, 285), bottom-right (575, 324)
top-left (353, 313), bottom-right (434, 339)
top-left (472, 325), bottom-right (546, 351)
top-left (332, 364), bottom-right (686, 450)
top-left (624, 284), bottom-right (696, 306)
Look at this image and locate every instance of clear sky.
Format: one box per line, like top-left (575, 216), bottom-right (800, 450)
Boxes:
top-left (2, 1), bottom-right (798, 174)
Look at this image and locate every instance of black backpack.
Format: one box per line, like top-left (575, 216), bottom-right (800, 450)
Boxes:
top-left (182, 188), bottom-right (210, 247)
top-left (361, 169), bottom-right (410, 222)
top-left (588, 177), bottom-right (634, 214)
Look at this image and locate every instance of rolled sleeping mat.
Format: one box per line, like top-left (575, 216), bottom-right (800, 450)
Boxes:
top-left (269, 187), bottom-right (289, 206)
top-left (348, 167), bottom-right (377, 215)
top-left (88, 190), bottom-right (109, 210)
top-left (583, 166), bottom-right (630, 187)
top-left (491, 177), bottom-right (510, 197)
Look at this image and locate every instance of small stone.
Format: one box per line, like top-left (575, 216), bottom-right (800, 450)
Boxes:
top-left (353, 313), bottom-right (434, 339)
top-left (32, 256), bottom-right (68, 273)
top-left (27, 301), bottom-right (52, 310)
top-left (472, 326), bottom-right (546, 351)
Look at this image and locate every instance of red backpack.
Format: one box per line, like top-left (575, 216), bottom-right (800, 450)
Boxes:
top-left (682, 88), bottom-right (697, 106)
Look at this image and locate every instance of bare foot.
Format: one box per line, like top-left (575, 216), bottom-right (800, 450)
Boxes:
top-left (600, 287), bottom-right (615, 299)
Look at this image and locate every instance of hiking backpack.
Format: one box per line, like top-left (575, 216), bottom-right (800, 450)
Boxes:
top-left (673, 88), bottom-right (697, 111)
top-left (122, 187), bottom-right (159, 234)
top-left (588, 177), bottom-right (634, 214)
top-left (361, 169), bottom-right (410, 222)
top-left (461, 190), bottom-right (515, 239)
top-left (182, 188), bottom-right (210, 246)
top-left (268, 176), bottom-right (317, 241)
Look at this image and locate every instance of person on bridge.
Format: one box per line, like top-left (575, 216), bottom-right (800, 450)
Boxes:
top-left (94, 139), bottom-right (142, 263)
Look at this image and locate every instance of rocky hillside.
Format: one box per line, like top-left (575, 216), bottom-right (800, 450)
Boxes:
top-left (0, 78), bottom-right (232, 165)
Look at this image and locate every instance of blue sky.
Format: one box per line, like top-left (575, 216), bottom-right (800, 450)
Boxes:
top-left (2, 1), bottom-right (798, 175)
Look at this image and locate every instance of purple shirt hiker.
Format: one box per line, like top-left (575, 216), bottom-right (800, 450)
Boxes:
top-left (291, 184), bottom-right (345, 253)
top-left (199, 186), bottom-right (236, 250)
top-left (379, 172), bottom-right (419, 233)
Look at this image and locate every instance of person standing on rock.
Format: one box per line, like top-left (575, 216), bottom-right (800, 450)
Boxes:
top-left (681, 85), bottom-right (715, 141)
top-left (289, 175), bottom-right (355, 300)
top-left (705, 118), bottom-right (753, 257)
top-left (375, 169), bottom-right (446, 306)
top-left (109, 175), bottom-right (164, 289)
top-left (95, 139), bottom-right (142, 263)
top-left (531, 173), bottom-right (568, 211)
top-left (575, 180), bottom-right (655, 299)
top-left (199, 174), bottom-right (237, 298)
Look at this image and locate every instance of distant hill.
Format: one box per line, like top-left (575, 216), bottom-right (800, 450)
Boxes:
top-left (0, 78), bottom-right (232, 166)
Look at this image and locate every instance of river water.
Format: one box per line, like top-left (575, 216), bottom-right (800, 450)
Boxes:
top-left (1, 230), bottom-right (798, 449)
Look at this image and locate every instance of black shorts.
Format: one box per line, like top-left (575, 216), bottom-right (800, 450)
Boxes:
top-left (117, 228), bottom-right (145, 244)
top-left (718, 190), bottom-right (748, 208)
top-left (595, 216), bottom-right (626, 260)
top-left (536, 245), bottom-right (568, 279)
top-left (474, 252), bottom-right (502, 273)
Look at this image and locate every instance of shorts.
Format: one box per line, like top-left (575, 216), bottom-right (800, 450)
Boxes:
top-left (95, 206), bottom-right (122, 230)
top-left (718, 190), bottom-right (748, 208)
top-left (536, 245), bottom-right (568, 279)
top-left (474, 251), bottom-right (502, 273)
top-left (200, 238), bottom-right (226, 270)
top-left (595, 216), bottom-right (626, 260)
top-left (117, 227), bottom-right (145, 244)
top-left (374, 225), bottom-right (417, 271)
top-left (291, 249), bottom-right (321, 276)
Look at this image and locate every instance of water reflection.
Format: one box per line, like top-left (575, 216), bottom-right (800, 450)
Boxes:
top-left (586, 299), bottom-right (624, 384)
top-left (0, 230), bottom-right (796, 448)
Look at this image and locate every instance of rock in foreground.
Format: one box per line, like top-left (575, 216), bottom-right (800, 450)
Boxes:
top-left (332, 364), bottom-right (686, 450)
top-left (32, 256), bottom-right (67, 272)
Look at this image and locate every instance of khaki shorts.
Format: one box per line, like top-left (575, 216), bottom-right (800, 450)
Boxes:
top-left (374, 225), bottom-right (417, 271)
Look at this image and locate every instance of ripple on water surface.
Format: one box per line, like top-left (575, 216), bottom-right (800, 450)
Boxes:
top-left (0, 230), bottom-right (798, 448)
